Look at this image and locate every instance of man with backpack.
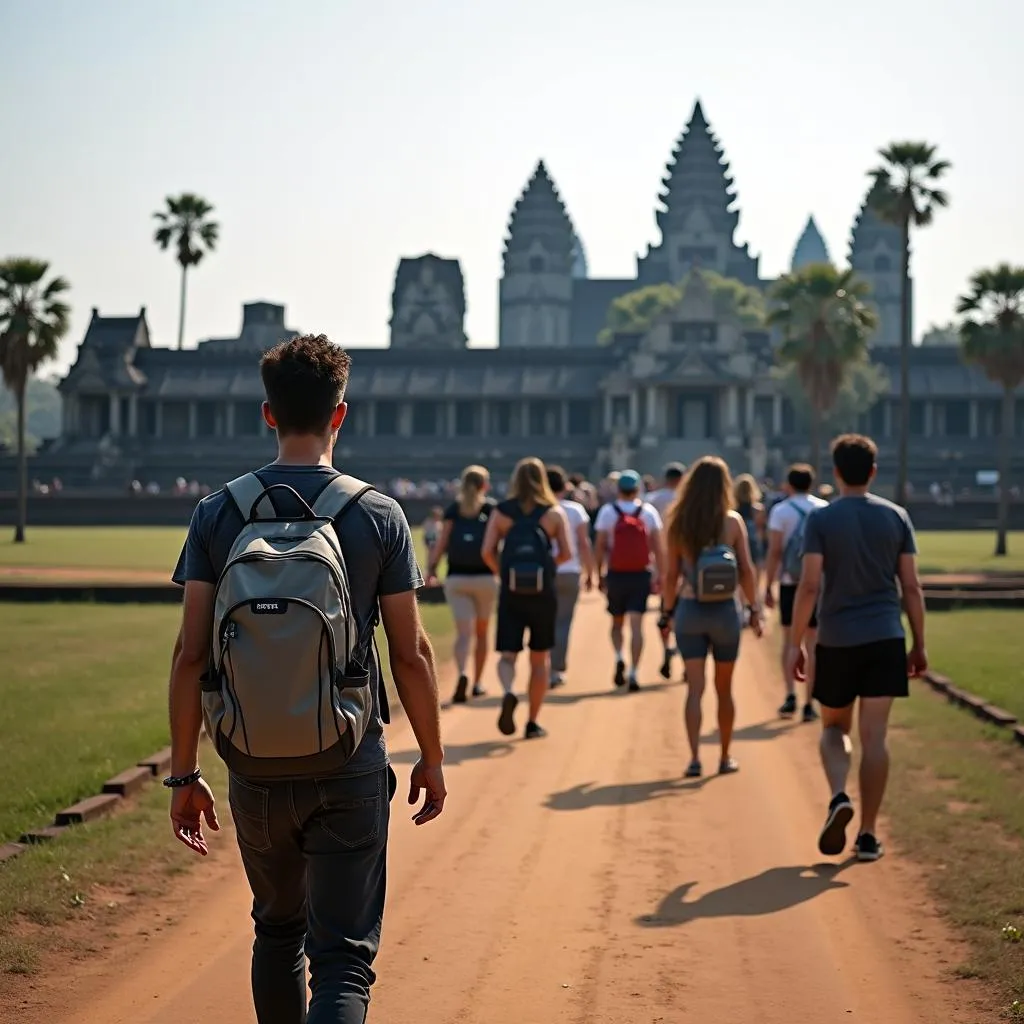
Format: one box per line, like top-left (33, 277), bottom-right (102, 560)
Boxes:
top-left (645, 462), bottom-right (686, 679)
top-left (168, 334), bottom-right (446, 1024)
top-left (593, 469), bottom-right (664, 691)
top-left (763, 463), bottom-right (827, 721)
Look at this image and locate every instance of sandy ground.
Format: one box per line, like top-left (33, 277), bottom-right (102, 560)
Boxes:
top-left (13, 593), bottom-right (993, 1023)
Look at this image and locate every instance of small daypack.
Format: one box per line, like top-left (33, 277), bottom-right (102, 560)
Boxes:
top-left (782, 501), bottom-right (810, 581)
top-left (501, 505), bottom-right (555, 596)
top-left (608, 503), bottom-right (651, 573)
top-left (202, 472), bottom-right (374, 779)
top-left (691, 544), bottom-right (739, 603)
top-left (447, 502), bottom-right (493, 571)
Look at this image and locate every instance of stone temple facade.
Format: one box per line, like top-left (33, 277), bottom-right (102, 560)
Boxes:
top-left (24, 100), bottom-right (1024, 491)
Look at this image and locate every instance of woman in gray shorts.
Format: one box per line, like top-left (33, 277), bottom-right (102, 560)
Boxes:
top-left (661, 457), bottom-right (763, 778)
top-left (426, 465), bottom-right (498, 703)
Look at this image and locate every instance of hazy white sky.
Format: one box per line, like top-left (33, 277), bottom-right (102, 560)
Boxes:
top-left (2, 0), bottom-right (1020, 372)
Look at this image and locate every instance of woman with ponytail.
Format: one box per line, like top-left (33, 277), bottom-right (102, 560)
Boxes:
top-left (426, 465), bottom-right (498, 703)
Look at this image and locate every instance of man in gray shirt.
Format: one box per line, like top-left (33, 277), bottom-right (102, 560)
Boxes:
top-left (789, 434), bottom-right (927, 863)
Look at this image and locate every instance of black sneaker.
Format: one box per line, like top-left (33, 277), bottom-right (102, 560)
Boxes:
top-left (628, 677), bottom-right (641, 693)
top-left (854, 833), bottom-right (884, 862)
top-left (779, 694), bottom-right (798, 719)
top-left (524, 721), bottom-right (547, 740)
top-left (802, 702), bottom-right (819, 723)
top-left (659, 651), bottom-right (673, 679)
top-left (614, 660), bottom-right (626, 688)
top-left (818, 792), bottom-right (855, 856)
top-left (472, 683), bottom-right (486, 698)
top-left (452, 675), bottom-right (469, 704)
top-left (498, 693), bottom-right (518, 736)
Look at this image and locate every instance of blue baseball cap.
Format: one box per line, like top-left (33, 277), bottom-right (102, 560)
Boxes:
top-left (618, 469), bottom-right (642, 493)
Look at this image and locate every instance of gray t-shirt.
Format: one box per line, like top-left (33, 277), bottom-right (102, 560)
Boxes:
top-left (172, 463), bottom-right (423, 777)
top-left (802, 493), bottom-right (917, 648)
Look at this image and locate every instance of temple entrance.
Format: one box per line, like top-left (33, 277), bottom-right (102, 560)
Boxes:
top-left (672, 393), bottom-right (713, 439)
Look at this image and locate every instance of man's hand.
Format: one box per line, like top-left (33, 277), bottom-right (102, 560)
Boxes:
top-left (748, 607), bottom-right (764, 638)
top-left (425, 573), bottom-right (439, 588)
top-left (170, 779), bottom-right (219, 856)
top-left (907, 644), bottom-right (928, 678)
top-left (409, 760), bottom-right (447, 825)
top-left (764, 587), bottom-right (776, 610)
top-left (784, 643), bottom-right (806, 682)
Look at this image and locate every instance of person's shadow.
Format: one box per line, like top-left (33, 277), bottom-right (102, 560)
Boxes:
top-left (636, 861), bottom-right (855, 927)
top-left (389, 740), bottom-right (515, 766)
top-left (545, 775), bottom-right (711, 811)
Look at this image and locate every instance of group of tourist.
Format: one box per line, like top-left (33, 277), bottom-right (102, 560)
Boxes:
top-left (165, 332), bottom-right (928, 1023)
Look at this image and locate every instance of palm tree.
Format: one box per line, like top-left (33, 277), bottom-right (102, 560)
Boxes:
top-left (152, 193), bottom-right (219, 349)
top-left (956, 264), bottom-right (1024, 557)
top-left (0, 258), bottom-right (70, 543)
top-left (868, 143), bottom-right (951, 505)
top-left (768, 263), bottom-right (878, 472)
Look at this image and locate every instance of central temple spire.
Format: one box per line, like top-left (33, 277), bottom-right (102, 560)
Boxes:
top-left (656, 99), bottom-right (738, 239)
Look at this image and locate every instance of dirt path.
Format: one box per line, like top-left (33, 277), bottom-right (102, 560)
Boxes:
top-left (25, 594), bottom-right (989, 1023)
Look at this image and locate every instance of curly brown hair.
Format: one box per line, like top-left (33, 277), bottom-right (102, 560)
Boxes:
top-left (260, 333), bottom-right (351, 436)
top-left (666, 456), bottom-right (735, 560)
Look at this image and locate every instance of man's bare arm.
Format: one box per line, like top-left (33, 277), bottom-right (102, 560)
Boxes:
top-left (169, 581), bottom-right (214, 777)
top-left (380, 591), bottom-right (443, 767)
top-left (897, 553), bottom-right (926, 652)
top-left (577, 522), bottom-right (596, 581)
top-left (548, 507), bottom-right (572, 566)
top-left (789, 553), bottom-right (823, 651)
top-left (764, 529), bottom-right (784, 600)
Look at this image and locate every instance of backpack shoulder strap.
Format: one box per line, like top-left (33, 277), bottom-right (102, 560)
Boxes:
top-left (313, 474), bottom-right (374, 521)
top-left (225, 473), bottom-right (274, 523)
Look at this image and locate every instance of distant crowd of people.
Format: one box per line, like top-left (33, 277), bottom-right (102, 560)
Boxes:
top-left (165, 332), bottom-right (930, 1022)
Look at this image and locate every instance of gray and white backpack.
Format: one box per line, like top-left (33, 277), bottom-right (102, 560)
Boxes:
top-left (691, 544), bottom-right (739, 603)
top-left (202, 472), bottom-right (375, 778)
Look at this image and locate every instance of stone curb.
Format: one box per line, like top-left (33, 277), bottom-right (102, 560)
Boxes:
top-left (922, 670), bottom-right (1022, 743)
top-left (3, 745), bottom-right (176, 867)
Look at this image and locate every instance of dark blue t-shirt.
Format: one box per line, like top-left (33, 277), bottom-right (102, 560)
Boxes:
top-left (172, 463), bottom-right (423, 777)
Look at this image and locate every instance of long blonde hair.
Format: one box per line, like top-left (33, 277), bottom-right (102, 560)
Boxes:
top-left (733, 474), bottom-right (762, 507)
top-left (457, 464), bottom-right (489, 517)
top-left (666, 456), bottom-right (735, 560)
top-left (509, 457), bottom-right (557, 510)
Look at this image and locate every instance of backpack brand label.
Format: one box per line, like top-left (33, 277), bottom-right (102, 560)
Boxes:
top-left (251, 599), bottom-right (288, 615)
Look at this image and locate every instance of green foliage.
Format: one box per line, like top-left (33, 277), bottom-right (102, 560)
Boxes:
top-left (0, 259), bottom-right (70, 396)
top-left (598, 269), bottom-right (765, 343)
top-left (152, 192), bottom-right (219, 269)
top-left (868, 142), bottom-right (951, 229)
top-left (957, 264), bottom-right (1024, 390)
top-left (774, 358), bottom-right (888, 434)
top-left (0, 377), bottom-right (61, 449)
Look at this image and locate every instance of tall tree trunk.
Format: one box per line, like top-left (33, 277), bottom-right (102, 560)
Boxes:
top-left (176, 264), bottom-right (189, 350)
top-left (896, 214), bottom-right (911, 507)
top-left (996, 385), bottom-right (1013, 557)
top-left (14, 376), bottom-right (27, 544)
top-left (810, 403), bottom-right (821, 479)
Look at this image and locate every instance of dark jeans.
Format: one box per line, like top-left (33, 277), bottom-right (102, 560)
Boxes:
top-left (229, 765), bottom-right (396, 1024)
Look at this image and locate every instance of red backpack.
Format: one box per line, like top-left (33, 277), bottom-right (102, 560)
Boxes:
top-left (609, 503), bottom-right (651, 573)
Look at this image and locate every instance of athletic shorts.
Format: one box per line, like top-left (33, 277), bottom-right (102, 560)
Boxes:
top-left (606, 570), bottom-right (652, 617)
top-left (674, 598), bottom-right (742, 662)
top-left (496, 590), bottom-right (557, 653)
top-left (779, 583), bottom-right (818, 629)
top-left (814, 637), bottom-right (909, 708)
top-left (443, 574), bottom-right (498, 622)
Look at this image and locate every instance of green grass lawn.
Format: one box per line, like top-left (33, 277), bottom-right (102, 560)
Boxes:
top-left (915, 531), bottom-right (1024, 574)
top-left (0, 525), bottom-right (431, 576)
top-left (926, 608), bottom-right (1024, 719)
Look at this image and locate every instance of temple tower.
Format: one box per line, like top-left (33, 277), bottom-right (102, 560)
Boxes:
top-left (637, 100), bottom-right (759, 286)
top-left (499, 161), bottom-right (576, 348)
top-left (790, 215), bottom-right (831, 270)
top-left (849, 180), bottom-right (906, 348)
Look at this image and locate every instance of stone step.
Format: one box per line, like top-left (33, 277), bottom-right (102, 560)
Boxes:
top-left (979, 705), bottom-right (1018, 728)
top-left (138, 747), bottom-right (173, 777)
top-left (55, 793), bottom-right (122, 827)
top-left (20, 825), bottom-right (70, 845)
top-left (103, 765), bottom-right (155, 797)
top-left (0, 842), bottom-right (27, 864)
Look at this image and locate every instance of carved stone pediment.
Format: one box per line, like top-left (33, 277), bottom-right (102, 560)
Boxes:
top-left (389, 254), bottom-right (467, 349)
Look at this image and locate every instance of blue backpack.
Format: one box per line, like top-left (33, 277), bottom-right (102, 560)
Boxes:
top-left (782, 502), bottom-right (809, 581)
top-left (501, 505), bottom-right (555, 596)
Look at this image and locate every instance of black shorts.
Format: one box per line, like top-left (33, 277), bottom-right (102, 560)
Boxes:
top-left (779, 583), bottom-right (817, 629)
top-left (606, 570), bottom-right (652, 617)
top-left (814, 638), bottom-right (909, 709)
top-left (496, 591), bottom-right (557, 653)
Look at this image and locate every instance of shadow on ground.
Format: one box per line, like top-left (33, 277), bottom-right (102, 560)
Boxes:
top-left (545, 775), bottom-right (712, 810)
top-left (636, 861), bottom-right (855, 927)
top-left (389, 740), bottom-right (516, 766)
